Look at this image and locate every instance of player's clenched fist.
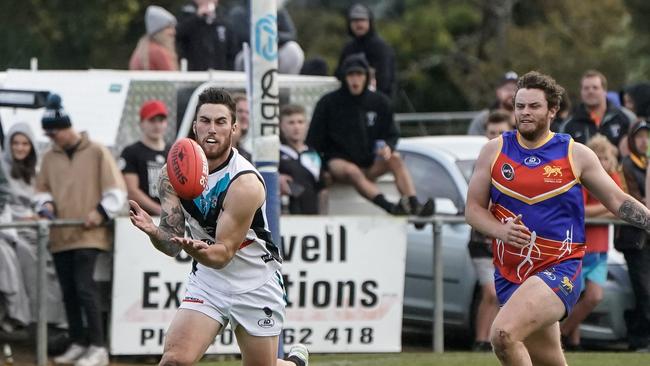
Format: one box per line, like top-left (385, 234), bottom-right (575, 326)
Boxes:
top-left (497, 214), bottom-right (531, 247)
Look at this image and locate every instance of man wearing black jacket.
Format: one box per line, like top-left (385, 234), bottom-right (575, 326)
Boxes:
top-left (307, 54), bottom-right (432, 217)
top-left (560, 70), bottom-right (632, 155)
top-left (335, 4), bottom-right (396, 98)
top-left (176, 0), bottom-right (238, 71)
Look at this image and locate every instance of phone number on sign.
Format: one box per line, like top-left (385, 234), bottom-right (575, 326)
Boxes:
top-left (282, 327), bottom-right (375, 345)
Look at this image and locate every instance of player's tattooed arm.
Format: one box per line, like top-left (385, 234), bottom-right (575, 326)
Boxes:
top-left (618, 199), bottom-right (650, 231)
top-left (150, 171), bottom-right (185, 257)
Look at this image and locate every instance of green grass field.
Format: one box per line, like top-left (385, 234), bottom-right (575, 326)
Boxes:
top-left (203, 352), bottom-right (650, 366)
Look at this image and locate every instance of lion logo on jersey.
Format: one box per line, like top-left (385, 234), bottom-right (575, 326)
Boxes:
top-left (543, 165), bottom-right (562, 177)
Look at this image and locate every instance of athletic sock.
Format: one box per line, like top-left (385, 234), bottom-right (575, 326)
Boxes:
top-left (372, 194), bottom-right (394, 213)
top-left (286, 355), bottom-right (305, 366)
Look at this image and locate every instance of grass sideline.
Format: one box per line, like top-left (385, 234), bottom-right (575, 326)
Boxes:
top-left (203, 352), bottom-right (650, 366)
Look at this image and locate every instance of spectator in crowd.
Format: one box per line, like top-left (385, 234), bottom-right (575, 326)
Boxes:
top-left (335, 4), bottom-right (396, 97)
top-left (279, 104), bottom-right (323, 215)
top-left (467, 110), bottom-right (511, 351)
top-left (0, 153), bottom-right (30, 335)
top-left (176, 0), bottom-right (238, 71)
top-left (484, 109), bottom-right (512, 140)
top-left (307, 53), bottom-right (433, 217)
top-left (560, 134), bottom-right (621, 350)
top-left (560, 70), bottom-right (632, 155)
top-left (35, 94), bottom-right (127, 366)
top-left (119, 100), bottom-right (171, 216)
top-left (230, 2), bottom-right (305, 74)
top-left (231, 93), bottom-right (251, 161)
top-left (619, 121), bottom-right (650, 351)
top-left (467, 71), bottom-right (518, 136)
top-left (622, 82), bottom-right (650, 122)
top-left (129, 5), bottom-right (179, 71)
top-left (550, 89), bottom-right (571, 132)
top-left (0, 123), bottom-right (66, 330)
top-left (300, 56), bottom-right (329, 76)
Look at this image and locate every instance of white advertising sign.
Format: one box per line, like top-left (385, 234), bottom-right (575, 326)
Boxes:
top-left (110, 216), bottom-right (406, 354)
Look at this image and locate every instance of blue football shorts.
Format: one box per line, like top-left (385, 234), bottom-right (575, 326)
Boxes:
top-left (494, 259), bottom-right (583, 318)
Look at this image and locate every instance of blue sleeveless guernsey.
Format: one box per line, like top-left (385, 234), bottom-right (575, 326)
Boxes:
top-left (490, 131), bottom-right (585, 284)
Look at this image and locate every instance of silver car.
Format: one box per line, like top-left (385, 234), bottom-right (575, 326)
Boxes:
top-left (395, 135), bottom-right (634, 345)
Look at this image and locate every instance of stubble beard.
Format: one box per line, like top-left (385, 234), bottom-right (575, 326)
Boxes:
top-left (517, 115), bottom-right (551, 142)
top-left (201, 133), bottom-right (233, 161)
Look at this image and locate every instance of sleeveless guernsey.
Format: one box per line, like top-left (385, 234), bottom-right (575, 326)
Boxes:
top-left (179, 149), bottom-right (282, 294)
top-left (490, 131), bottom-right (585, 283)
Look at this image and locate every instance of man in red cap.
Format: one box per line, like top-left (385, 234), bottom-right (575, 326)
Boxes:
top-left (118, 100), bottom-right (171, 215)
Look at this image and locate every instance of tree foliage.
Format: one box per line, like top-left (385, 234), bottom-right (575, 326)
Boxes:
top-left (1, 0), bottom-right (648, 112)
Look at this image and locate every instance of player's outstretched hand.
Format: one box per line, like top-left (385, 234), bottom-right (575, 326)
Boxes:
top-left (171, 237), bottom-right (210, 256)
top-left (499, 214), bottom-right (531, 248)
top-left (129, 200), bottom-right (157, 236)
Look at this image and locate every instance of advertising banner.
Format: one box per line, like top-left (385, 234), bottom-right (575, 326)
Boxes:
top-left (110, 216), bottom-right (406, 354)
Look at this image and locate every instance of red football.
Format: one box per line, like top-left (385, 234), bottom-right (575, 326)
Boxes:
top-left (166, 138), bottom-right (209, 200)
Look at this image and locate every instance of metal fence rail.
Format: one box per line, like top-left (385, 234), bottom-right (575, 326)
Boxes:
top-left (0, 216), bottom-right (635, 363)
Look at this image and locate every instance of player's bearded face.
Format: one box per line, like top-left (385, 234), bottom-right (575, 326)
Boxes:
top-left (514, 88), bottom-right (557, 141)
top-left (194, 104), bottom-right (234, 160)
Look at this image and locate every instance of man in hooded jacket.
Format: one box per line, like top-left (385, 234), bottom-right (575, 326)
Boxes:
top-left (307, 53), bottom-right (432, 217)
top-left (335, 3), bottom-right (396, 97)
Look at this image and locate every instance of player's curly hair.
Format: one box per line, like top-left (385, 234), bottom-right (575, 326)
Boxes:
top-left (194, 87), bottom-right (236, 124)
top-left (515, 71), bottom-right (565, 110)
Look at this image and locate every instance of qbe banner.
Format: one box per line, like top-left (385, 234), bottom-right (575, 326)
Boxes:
top-left (110, 216), bottom-right (406, 354)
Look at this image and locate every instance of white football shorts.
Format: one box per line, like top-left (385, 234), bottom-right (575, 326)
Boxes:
top-left (180, 270), bottom-right (286, 336)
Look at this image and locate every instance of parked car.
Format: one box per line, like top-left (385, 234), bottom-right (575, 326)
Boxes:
top-left (329, 135), bottom-right (634, 345)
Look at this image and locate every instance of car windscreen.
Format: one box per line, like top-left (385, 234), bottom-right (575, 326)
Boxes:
top-left (456, 159), bottom-right (476, 183)
top-left (402, 151), bottom-right (464, 210)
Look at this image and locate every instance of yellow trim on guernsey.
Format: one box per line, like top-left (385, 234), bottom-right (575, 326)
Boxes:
top-left (516, 131), bottom-right (555, 150)
top-left (567, 139), bottom-right (581, 183)
top-left (490, 136), bottom-right (504, 172)
top-left (491, 178), bottom-right (579, 205)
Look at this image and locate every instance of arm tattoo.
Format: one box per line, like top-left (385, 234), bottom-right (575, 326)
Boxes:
top-left (618, 199), bottom-right (650, 231)
top-left (150, 172), bottom-right (185, 256)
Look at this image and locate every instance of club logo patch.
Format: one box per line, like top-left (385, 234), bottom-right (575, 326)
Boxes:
top-left (543, 165), bottom-right (562, 177)
top-left (501, 163), bottom-right (514, 181)
top-left (559, 276), bottom-right (574, 294)
top-left (542, 165), bottom-right (563, 183)
top-left (523, 156), bottom-right (541, 167)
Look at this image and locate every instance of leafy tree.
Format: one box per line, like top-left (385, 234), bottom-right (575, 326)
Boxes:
top-left (0, 0), bottom-right (641, 114)
top-left (0, 0), bottom-right (182, 69)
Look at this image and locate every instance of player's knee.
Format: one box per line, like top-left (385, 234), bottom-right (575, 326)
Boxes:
top-left (159, 351), bottom-right (194, 366)
top-left (490, 326), bottom-right (516, 353)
